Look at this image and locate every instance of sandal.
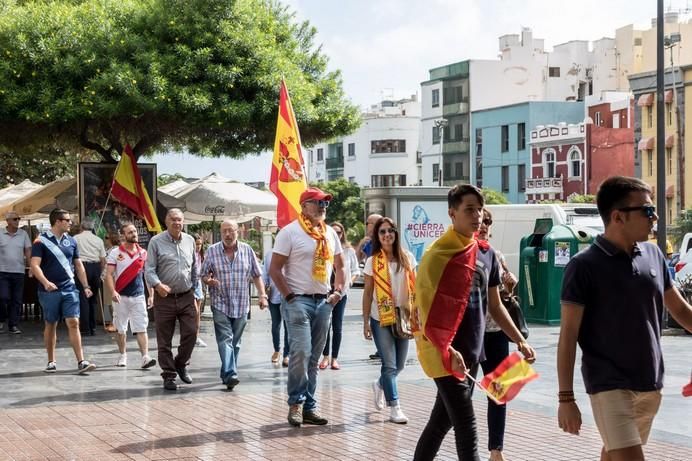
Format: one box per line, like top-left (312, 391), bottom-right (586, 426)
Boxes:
top-left (330, 359), bottom-right (340, 370)
top-left (271, 351), bottom-right (280, 363)
top-left (318, 358), bottom-right (330, 370)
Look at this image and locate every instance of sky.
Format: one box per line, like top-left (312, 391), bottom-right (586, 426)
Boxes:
top-left (154, 0), bottom-right (692, 182)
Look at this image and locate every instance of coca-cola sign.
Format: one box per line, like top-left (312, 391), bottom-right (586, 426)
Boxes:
top-left (205, 205), bottom-right (225, 215)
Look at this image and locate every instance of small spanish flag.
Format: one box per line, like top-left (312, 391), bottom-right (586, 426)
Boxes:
top-left (479, 352), bottom-right (539, 404)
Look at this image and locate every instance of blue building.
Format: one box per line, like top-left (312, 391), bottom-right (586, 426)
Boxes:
top-left (471, 101), bottom-right (584, 203)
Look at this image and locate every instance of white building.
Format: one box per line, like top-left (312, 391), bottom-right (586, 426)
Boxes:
top-left (306, 96), bottom-right (421, 187)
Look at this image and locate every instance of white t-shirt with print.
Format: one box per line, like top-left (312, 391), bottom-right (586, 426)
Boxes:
top-left (363, 251), bottom-right (416, 321)
top-left (273, 219), bottom-right (343, 295)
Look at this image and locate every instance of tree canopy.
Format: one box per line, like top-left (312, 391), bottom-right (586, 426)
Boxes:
top-left (313, 178), bottom-right (364, 244)
top-left (481, 188), bottom-right (509, 205)
top-left (0, 0), bottom-right (360, 162)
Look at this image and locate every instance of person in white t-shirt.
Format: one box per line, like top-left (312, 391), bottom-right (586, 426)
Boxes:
top-left (362, 217), bottom-right (417, 424)
top-left (269, 187), bottom-right (347, 428)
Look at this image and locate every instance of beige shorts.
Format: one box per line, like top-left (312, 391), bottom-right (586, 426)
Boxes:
top-left (113, 295), bottom-right (149, 334)
top-left (589, 389), bottom-right (662, 452)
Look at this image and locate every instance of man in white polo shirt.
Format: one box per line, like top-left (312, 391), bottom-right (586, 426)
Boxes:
top-left (0, 211), bottom-right (32, 334)
top-left (104, 223), bottom-right (156, 369)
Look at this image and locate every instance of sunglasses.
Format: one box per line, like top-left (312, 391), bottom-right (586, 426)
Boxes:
top-left (7, 217), bottom-right (19, 221)
top-left (58, 218), bottom-right (72, 222)
top-left (617, 205), bottom-right (656, 219)
top-left (482, 218), bottom-right (492, 226)
top-left (306, 200), bottom-right (330, 208)
top-left (379, 228), bottom-right (396, 235)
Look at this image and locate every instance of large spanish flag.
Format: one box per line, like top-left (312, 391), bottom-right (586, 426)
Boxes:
top-left (414, 227), bottom-right (484, 380)
top-left (111, 144), bottom-right (162, 233)
top-left (270, 79), bottom-right (307, 227)
top-left (480, 352), bottom-right (539, 404)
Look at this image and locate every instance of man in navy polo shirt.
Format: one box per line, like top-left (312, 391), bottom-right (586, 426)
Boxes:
top-left (558, 176), bottom-right (692, 461)
top-left (30, 209), bottom-right (97, 374)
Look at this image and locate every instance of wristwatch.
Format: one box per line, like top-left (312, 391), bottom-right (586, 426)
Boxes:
top-left (332, 289), bottom-right (343, 298)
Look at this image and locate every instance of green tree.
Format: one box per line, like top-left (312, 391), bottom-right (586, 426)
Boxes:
top-left (157, 172), bottom-right (186, 187)
top-left (0, 0), bottom-right (360, 162)
top-left (481, 188), bottom-right (509, 204)
top-left (671, 209), bottom-right (692, 247)
top-left (313, 178), bottom-right (364, 244)
top-left (0, 148), bottom-right (97, 187)
top-left (568, 194), bottom-right (596, 203)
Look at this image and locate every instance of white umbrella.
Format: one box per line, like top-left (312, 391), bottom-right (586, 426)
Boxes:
top-left (0, 177), bottom-right (77, 217)
top-left (0, 179), bottom-right (43, 211)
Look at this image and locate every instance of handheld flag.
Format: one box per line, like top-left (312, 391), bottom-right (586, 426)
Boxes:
top-left (111, 145), bottom-right (162, 233)
top-left (270, 79), bottom-right (307, 227)
top-left (478, 352), bottom-right (539, 404)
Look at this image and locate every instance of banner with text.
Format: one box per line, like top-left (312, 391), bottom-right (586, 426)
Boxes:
top-left (400, 201), bottom-right (449, 264)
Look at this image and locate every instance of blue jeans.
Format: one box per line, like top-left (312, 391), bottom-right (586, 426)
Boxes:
top-left (323, 294), bottom-right (347, 358)
top-left (0, 272), bottom-right (24, 328)
top-left (481, 331), bottom-right (510, 451)
top-left (281, 296), bottom-right (332, 411)
top-left (268, 301), bottom-right (289, 357)
top-left (212, 308), bottom-right (248, 384)
top-left (370, 317), bottom-right (409, 405)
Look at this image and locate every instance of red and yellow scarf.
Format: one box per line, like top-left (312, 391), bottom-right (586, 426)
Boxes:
top-left (372, 250), bottom-right (416, 326)
top-left (298, 213), bottom-right (333, 283)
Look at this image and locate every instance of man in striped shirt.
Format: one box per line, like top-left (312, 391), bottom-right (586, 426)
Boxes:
top-left (201, 219), bottom-right (268, 391)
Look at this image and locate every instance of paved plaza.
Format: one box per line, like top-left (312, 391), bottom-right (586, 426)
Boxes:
top-left (0, 289), bottom-right (690, 461)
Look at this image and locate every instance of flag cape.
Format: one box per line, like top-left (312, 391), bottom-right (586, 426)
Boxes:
top-left (480, 351), bottom-right (539, 404)
top-left (111, 145), bottom-right (162, 233)
top-left (270, 79), bottom-right (307, 227)
top-left (414, 227), bottom-right (482, 379)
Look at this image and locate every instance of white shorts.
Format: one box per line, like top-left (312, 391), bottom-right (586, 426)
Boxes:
top-left (113, 295), bottom-right (149, 334)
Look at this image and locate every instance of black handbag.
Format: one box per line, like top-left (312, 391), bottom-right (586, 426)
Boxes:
top-left (390, 306), bottom-right (414, 340)
top-left (501, 294), bottom-right (529, 341)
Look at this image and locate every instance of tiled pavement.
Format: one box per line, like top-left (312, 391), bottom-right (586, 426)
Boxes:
top-left (0, 290), bottom-right (690, 460)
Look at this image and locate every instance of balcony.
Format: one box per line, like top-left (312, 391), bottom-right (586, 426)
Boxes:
top-left (326, 155), bottom-right (344, 170)
top-left (443, 100), bottom-right (469, 116)
top-left (443, 140), bottom-right (470, 154)
top-left (525, 177), bottom-right (563, 194)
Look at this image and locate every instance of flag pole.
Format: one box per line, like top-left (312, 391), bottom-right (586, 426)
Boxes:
top-left (98, 157), bottom-right (121, 233)
top-left (464, 371), bottom-right (505, 405)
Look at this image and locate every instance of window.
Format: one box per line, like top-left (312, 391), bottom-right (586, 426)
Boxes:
top-left (432, 126), bottom-right (440, 144)
top-left (317, 148), bottom-right (324, 162)
top-left (371, 175), bottom-right (406, 187)
top-left (453, 123), bottom-right (464, 142)
top-left (595, 112), bottom-right (601, 126)
top-left (348, 176), bottom-right (356, 183)
top-left (348, 143), bottom-right (356, 157)
top-left (501, 125), bottom-right (509, 152)
top-left (444, 162), bottom-right (451, 180)
top-left (371, 139), bottom-right (406, 153)
top-left (647, 150), bottom-right (653, 176)
top-left (416, 151), bottom-right (422, 164)
top-left (667, 147), bottom-right (673, 174)
top-left (432, 89), bottom-right (440, 107)
top-left (517, 123), bottom-right (526, 150)
top-left (518, 164), bottom-right (526, 192)
top-left (667, 103), bottom-right (672, 126)
top-left (549, 67), bottom-right (560, 77)
top-left (613, 113), bottom-right (620, 128)
top-left (454, 162), bottom-right (463, 179)
top-left (432, 163), bottom-right (440, 182)
top-left (634, 37), bottom-right (642, 46)
top-left (667, 197), bottom-right (673, 222)
top-left (443, 86), bottom-right (464, 105)
top-left (475, 128), bottom-right (483, 155)
top-left (569, 148), bottom-right (581, 178)
top-left (501, 166), bottom-right (509, 193)
top-left (647, 106), bottom-right (653, 128)
top-left (543, 149), bottom-right (556, 177)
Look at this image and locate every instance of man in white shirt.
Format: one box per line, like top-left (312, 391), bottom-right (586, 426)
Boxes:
top-left (0, 211), bottom-right (32, 334)
top-left (73, 220), bottom-right (106, 335)
top-left (269, 187), bottom-right (347, 427)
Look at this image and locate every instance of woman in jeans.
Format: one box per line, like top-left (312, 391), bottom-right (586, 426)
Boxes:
top-left (362, 217), bottom-right (416, 424)
top-left (477, 209), bottom-right (518, 461)
top-left (263, 251), bottom-right (289, 367)
top-left (319, 222), bottom-right (359, 370)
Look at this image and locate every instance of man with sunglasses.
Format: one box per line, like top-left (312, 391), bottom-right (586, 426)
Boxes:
top-left (30, 209), bottom-right (96, 374)
top-left (0, 211), bottom-right (32, 334)
top-left (558, 176), bottom-right (692, 461)
top-left (270, 187), bottom-right (347, 427)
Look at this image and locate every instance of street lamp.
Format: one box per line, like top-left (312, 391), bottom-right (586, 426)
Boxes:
top-left (434, 118), bottom-right (448, 186)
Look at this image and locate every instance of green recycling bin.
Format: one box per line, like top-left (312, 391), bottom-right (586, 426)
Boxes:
top-left (518, 219), bottom-right (598, 325)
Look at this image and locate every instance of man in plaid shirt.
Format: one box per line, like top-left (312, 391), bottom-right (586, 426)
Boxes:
top-left (201, 219), bottom-right (268, 390)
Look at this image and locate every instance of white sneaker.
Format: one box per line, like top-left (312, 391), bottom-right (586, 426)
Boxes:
top-left (141, 355), bottom-right (156, 369)
top-left (372, 379), bottom-right (385, 411)
top-left (389, 404), bottom-right (408, 424)
top-left (116, 353), bottom-right (127, 367)
top-left (195, 337), bottom-right (207, 347)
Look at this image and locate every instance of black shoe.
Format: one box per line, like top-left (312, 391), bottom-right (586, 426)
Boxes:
top-left (369, 351), bottom-right (381, 360)
top-left (226, 377), bottom-right (240, 391)
top-left (163, 379), bottom-right (178, 391)
top-left (176, 366), bottom-right (192, 384)
top-left (8, 326), bottom-right (21, 334)
top-left (302, 410), bottom-right (328, 425)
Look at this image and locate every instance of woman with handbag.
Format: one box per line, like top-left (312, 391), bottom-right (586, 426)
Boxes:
top-left (477, 209), bottom-right (519, 461)
top-left (362, 217), bottom-right (416, 424)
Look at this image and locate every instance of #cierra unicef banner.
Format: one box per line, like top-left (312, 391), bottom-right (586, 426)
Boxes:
top-left (400, 201), bottom-right (450, 264)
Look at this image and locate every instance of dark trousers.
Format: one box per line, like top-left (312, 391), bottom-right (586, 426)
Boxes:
top-left (78, 262), bottom-right (102, 333)
top-left (268, 301), bottom-right (289, 357)
top-left (481, 331), bottom-right (510, 452)
top-left (413, 366), bottom-right (481, 461)
top-left (154, 291), bottom-right (198, 380)
top-left (323, 294), bottom-right (347, 358)
top-left (0, 272), bottom-right (24, 328)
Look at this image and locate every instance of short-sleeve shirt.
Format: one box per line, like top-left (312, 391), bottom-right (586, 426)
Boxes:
top-left (0, 228), bottom-right (31, 273)
top-left (272, 220), bottom-right (343, 295)
top-left (31, 232), bottom-right (80, 291)
top-left (73, 231), bottom-right (106, 263)
top-left (106, 244), bottom-right (147, 297)
top-left (363, 251), bottom-right (417, 321)
top-left (561, 235), bottom-right (670, 394)
top-left (451, 245), bottom-right (501, 365)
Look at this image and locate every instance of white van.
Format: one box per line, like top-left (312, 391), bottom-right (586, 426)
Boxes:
top-left (486, 204), bottom-right (602, 276)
